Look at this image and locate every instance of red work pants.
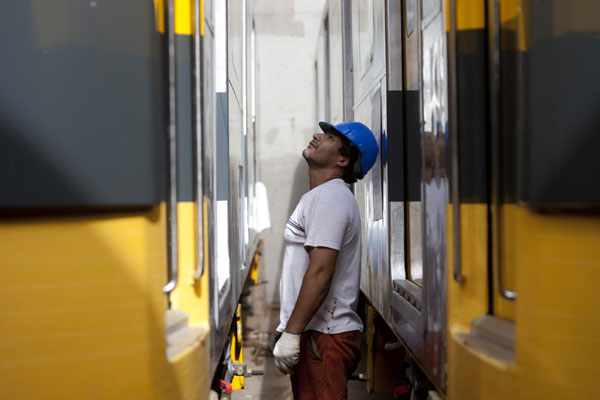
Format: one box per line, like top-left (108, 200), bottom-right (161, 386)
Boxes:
top-left (290, 330), bottom-right (361, 400)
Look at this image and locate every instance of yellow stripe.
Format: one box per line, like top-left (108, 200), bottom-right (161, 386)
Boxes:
top-left (154, 0), bottom-right (197, 35)
top-left (201, 0), bottom-right (205, 36)
top-left (457, 0), bottom-right (485, 31)
top-left (445, 0), bottom-right (486, 32)
top-left (175, 0), bottom-right (194, 35)
top-left (499, 0), bottom-right (528, 51)
top-left (154, 0), bottom-right (165, 33)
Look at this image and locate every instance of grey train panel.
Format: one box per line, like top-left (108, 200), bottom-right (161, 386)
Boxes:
top-left (177, 34), bottom-right (194, 202)
top-left (521, 32), bottom-right (600, 205)
top-left (492, 1), bottom-right (600, 207)
top-left (216, 93), bottom-right (230, 201)
top-left (0, 1), bottom-right (165, 207)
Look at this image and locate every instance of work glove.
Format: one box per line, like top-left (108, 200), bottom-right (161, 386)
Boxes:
top-left (273, 331), bottom-right (301, 375)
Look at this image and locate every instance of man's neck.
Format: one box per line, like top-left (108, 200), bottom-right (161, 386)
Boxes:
top-left (308, 168), bottom-right (343, 190)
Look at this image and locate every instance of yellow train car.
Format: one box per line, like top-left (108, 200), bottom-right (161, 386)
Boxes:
top-left (316, 0), bottom-right (600, 398)
top-left (0, 1), bottom-right (264, 399)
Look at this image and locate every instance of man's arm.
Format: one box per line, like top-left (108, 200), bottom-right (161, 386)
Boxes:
top-left (284, 246), bottom-right (338, 334)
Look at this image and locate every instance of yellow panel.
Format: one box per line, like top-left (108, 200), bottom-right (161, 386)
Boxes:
top-left (447, 333), bottom-right (515, 400)
top-left (513, 206), bottom-right (600, 399)
top-left (0, 205), bottom-right (211, 399)
top-left (448, 205), bottom-right (600, 399)
top-left (170, 201), bottom-right (210, 327)
top-left (446, 204), bottom-right (488, 332)
top-left (154, 0), bottom-right (165, 33)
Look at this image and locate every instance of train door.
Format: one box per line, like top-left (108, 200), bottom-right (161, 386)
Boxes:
top-left (227, 0), bottom-right (246, 311)
top-left (212, 0), bottom-right (234, 369)
top-left (388, 0), bottom-right (448, 391)
top-left (448, 1), bottom-right (600, 399)
top-left (350, 0), bottom-right (390, 321)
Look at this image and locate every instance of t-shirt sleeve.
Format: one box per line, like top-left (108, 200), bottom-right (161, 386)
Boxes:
top-left (303, 200), bottom-right (349, 251)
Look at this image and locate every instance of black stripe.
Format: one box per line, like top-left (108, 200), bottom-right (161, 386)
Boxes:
top-left (287, 219), bottom-right (304, 232)
top-left (387, 90), bottom-right (404, 202)
top-left (404, 90), bottom-right (421, 202)
top-left (456, 29), bottom-right (488, 204)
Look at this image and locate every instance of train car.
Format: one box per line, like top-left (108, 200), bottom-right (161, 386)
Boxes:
top-left (0, 0), bottom-right (266, 398)
top-left (316, 0), bottom-right (600, 398)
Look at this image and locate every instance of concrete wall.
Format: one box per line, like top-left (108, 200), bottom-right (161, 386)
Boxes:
top-left (254, 0), bottom-right (326, 304)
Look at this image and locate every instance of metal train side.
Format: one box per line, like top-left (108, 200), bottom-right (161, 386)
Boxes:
top-left (317, 0), bottom-right (600, 398)
top-left (317, 0), bottom-right (448, 391)
top-left (0, 1), bottom-right (263, 398)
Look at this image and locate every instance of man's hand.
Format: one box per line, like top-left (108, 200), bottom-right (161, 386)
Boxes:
top-left (273, 332), bottom-right (301, 374)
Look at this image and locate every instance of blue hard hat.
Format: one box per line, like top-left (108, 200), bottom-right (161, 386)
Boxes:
top-left (319, 121), bottom-right (379, 179)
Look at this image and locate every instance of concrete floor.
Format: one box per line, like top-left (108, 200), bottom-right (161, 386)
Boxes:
top-left (231, 284), bottom-right (393, 400)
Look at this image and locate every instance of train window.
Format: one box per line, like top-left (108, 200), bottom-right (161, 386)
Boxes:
top-left (407, 205), bottom-right (424, 285)
top-left (390, 0), bottom-right (425, 334)
top-left (402, 0), bottom-right (423, 288)
top-left (391, 0), bottom-right (448, 339)
top-left (420, 10), bottom-right (448, 294)
top-left (387, 0), bottom-right (406, 293)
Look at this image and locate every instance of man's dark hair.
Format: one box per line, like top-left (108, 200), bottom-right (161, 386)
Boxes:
top-left (337, 135), bottom-right (360, 184)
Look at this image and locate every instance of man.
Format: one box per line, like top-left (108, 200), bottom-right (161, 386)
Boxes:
top-left (273, 121), bottom-right (378, 400)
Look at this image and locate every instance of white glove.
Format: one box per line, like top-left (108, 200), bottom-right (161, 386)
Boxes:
top-left (273, 332), bottom-right (301, 375)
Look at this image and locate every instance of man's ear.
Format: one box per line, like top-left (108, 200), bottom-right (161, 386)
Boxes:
top-left (337, 155), bottom-right (350, 168)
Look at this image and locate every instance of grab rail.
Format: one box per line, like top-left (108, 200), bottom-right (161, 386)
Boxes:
top-left (487, 0), bottom-right (516, 300)
top-left (163, 0), bottom-right (179, 294)
top-left (193, 0), bottom-right (205, 279)
top-left (448, 0), bottom-right (465, 284)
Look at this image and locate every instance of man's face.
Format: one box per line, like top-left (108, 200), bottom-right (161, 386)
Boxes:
top-left (302, 131), bottom-right (345, 169)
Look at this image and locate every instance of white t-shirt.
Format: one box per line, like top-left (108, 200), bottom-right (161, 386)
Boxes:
top-left (277, 178), bottom-right (364, 334)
